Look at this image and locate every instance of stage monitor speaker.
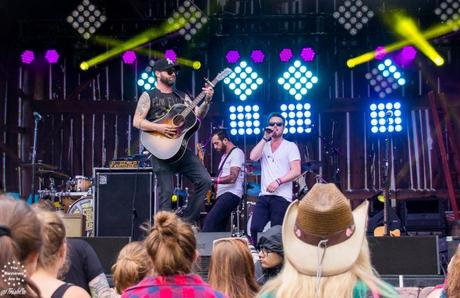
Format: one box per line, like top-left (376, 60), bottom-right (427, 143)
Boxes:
top-left (196, 232), bottom-right (232, 257)
top-left (368, 236), bottom-right (439, 275)
top-left (94, 168), bottom-right (153, 240)
top-left (402, 199), bottom-right (446, 233)
top-left (70, 237), bottom-right (130, 275)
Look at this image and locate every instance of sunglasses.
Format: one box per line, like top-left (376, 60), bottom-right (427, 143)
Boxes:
top-left (165, 68), bottom-right (178, 75)
top-left (212, 237), bottom-right (249, 248)
top-left (269, 122), bottom-right (284, 127)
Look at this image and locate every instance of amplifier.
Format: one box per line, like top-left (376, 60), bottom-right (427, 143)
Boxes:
top-left (94, 168), bottom-right (153, 240)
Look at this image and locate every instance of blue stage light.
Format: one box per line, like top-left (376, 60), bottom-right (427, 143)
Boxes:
top-left (137, 69), bottom-right (157, 91)
top-left (278, 60), bottom-right (318, 101)
top-left (279, 102), bottom-right (313, 135)
top-left (224, 61), bottom-right (263, 101)
top-left (365, 59), bottom-right (406, 98)
top-left (228, 104), bottom-right (262, 136)
top-left (369, 100), bottom-right (404, 134)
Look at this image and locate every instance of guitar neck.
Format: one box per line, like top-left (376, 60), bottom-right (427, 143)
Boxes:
top-left (181, 78), bottom-right (219, 118)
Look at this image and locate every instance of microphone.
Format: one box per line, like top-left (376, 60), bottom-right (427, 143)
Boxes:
top-left (264, 127), bottom-right (273, 133)
top-left (33, 112), bottom-right (42, 121)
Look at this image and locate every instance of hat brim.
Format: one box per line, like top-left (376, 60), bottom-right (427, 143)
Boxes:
top-left (154, 65), bottom-right (181, 72)
top-left (282, 200), bottom-right (369, 276)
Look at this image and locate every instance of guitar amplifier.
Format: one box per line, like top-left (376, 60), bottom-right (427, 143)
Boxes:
top-left (94, 168), bottom-right (154, 240)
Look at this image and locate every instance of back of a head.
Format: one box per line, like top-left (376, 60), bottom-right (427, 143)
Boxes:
top-left (34, 208), bottom-right (66, 270)
top-left (144, 211), bottom-right (196, 276)
top-left (208, 238), bottom-right (259, 298)
top-left (447, 245), bottom-right (460, 297)
top-left (112, 241), bottom-right (152, 294)
top-left (0, 196), bottom-right (42, 297)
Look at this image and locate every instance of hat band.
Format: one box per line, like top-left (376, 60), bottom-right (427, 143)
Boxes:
top-left (294, 223), bottom-right (355, 247)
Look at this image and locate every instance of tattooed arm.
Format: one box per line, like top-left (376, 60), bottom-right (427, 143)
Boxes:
top-left (88, 273), bottom-right (117, 298)
top-left (133, 92), bottom-right (176, 137)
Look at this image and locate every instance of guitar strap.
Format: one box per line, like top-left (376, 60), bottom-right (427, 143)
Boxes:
top-left (217, 147), bottom-right (238, 178)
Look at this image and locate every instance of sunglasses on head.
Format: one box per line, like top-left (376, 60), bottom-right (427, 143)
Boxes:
top-left (165, 68), bottom-right (178, 75)
top-left (269, 122), bottom-right (284, 127)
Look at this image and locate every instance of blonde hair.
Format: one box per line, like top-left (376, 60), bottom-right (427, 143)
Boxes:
top-left (208, 238), bottom-right (259, 298)
top-left (258, 238), bottom-right (398, 298)
top-left (34, 208), bottom-right (67, 270)
top-left (112, 241), bottom-right (152, 294)
top-left (447, 245), bottom-right (460, 297)
top-left (144, 211), bottom-right (196, 275)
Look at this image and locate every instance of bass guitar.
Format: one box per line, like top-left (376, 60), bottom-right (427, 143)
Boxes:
top-left (141, 68), bottom-right (232, 163)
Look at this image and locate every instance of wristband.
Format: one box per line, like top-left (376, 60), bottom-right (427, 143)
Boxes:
top-left (217, 177), bottom-right (221, 184)
top-left (276, 178), bottom-right (282, 185)
top-left (263, 137), bottom-right (271, 142)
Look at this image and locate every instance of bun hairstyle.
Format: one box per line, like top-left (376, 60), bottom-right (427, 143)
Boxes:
top-left (112, 241), bottom-right (152, 294)
top-left (0, 195), bottom-right (42, 297)
top-left (144, 211), bottom-right (196, 276)
top-left (33, 208), bottom-right (67, 270)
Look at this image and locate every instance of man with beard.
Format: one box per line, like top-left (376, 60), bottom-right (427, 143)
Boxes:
top-left (248, 113), bottom-right (301, 244)
top-left (202, 129), bottom-right (245, 232)
top-left (133, 58), bottom-right (214, 224)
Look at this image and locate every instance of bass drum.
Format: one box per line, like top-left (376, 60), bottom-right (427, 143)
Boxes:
top-left (67, 195), bottom-right (94, 237)
top-left (245, 201), bottom-right (271, 237)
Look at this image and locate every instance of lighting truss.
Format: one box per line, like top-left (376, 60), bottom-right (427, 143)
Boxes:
top-left (66, 0), bottom-right (106, 40)
top-left (278, 60), bottom-right (318, 101)
top-left (228, 105), bottom-right (262, 136)
top-left (280, 103), bottom-right (313, 135)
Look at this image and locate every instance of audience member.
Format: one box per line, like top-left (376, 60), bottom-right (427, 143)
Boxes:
top-left (0, 195), bottom-right (42, 297)
top-left (427, 244), bottom-right (460, 298)
top-left (255, 225), bottom-right (283, 285)
top-left (31, 208), bottom-right (90, 298)
top-left (208, 237), bottom-right (259, 298)
top-left (112, 241), bottom-right (153, 295)
top-left (121, 211), bottom-right (226, 298)
top-left (64, 238), bottom-right (114, 297)
top-left (258, 183), bottom-right (398, 298)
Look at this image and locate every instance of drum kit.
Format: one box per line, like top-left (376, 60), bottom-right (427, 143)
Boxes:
top-left (34, 163), bottom-right (94, 236)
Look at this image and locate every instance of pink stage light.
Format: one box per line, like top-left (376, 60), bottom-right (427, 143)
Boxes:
top-left (374, 46), bottom-right (387, 60)
top-left (45, 49), bottom-right (59, 64)
top-left (400, 46), bottom-right (417, 62)
top-left (226, 50), bottom-right (240, 64)
top-left (279, 48), bottom-right (293, 62)
top-left (21, 50), bottom-right (35, 64)
top-left (250, 50), bottom-right (265, 63)
top-left (164, 49), bottom-right (177, 62)
top-left (300, 47), bottom-right (315, 62)
top-left (122, 51), bottom-right (137, 64)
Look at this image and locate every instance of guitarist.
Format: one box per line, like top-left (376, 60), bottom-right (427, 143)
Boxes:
top-left (133, 58), bottom-right (214, 224)
top-left (202, 130), bottom-right (245, 232)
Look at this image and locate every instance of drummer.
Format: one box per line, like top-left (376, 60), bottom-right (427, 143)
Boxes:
top-left (202, 130), bottom-right (245, 232)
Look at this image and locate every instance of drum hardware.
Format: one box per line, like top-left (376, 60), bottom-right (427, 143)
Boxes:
top-left (301, 160), bottom-right (323, 172)
top-left (37, 169), bottom-right (70, 180)
top-left (22, 162), bottom-right (58, 171)
top-left (66, 176), bottom-right (92, 192)
top-left (230, 201), bottom-right (245, 237)
top-left (246, 182), bottom-right (261, 197)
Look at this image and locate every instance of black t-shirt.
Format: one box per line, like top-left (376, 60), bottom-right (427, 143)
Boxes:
top-left (63, 239), bottom-right (105, 294)
top-left (145, 89), bottom-right (185, 122)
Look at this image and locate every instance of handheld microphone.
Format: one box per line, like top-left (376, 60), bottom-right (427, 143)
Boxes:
top-left (264, 127), bottom-right (273, 133)
top-left (33, 112), bottom-right (42, 121)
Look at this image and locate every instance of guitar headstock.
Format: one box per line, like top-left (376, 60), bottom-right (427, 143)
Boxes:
top-left (213, 68), bottom-right (233, 83)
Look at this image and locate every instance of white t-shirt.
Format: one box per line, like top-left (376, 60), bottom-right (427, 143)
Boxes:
top-left (259, 139), bottom-right (300, 201)
top-left (216, 147), bottom-right (245, 198)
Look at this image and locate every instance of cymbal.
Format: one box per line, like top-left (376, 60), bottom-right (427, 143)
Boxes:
top-left (37, 169), bottom-right (69, 180)
top-left (22, 162), bottom-right (58, 171)
top-left (302, 160), bottom-right (323, 172)
top-left (246, 182), bottom-right (261, 197)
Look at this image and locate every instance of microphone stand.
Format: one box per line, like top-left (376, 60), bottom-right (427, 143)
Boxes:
top-left (31, 113), bottom-right (41, 203)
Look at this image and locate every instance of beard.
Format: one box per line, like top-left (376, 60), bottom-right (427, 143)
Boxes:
top-left (159, 74), bottom-right (175, 86)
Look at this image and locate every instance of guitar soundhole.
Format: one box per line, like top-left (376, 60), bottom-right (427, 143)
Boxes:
top-left (172, 115), bottom-right (185, 127)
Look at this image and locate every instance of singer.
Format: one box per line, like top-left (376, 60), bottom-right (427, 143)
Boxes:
top-left (247, 112), bottom-right (301, 245)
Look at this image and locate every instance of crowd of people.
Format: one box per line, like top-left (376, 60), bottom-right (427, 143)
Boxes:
top-left (2, 182), bottom-right (458, 298)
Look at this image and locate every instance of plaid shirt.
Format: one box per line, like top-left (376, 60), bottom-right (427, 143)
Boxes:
top-left (121, 274), bottom-right (227, 298)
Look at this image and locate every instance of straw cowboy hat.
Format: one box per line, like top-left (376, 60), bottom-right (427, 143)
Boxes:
top-left (282, 183), bottom-right (369, 276)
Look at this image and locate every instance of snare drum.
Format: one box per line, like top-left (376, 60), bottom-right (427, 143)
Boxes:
top-left (68, 195), bottom-right (94, 237)
top-left (67, 176), bottom-right (92, 192)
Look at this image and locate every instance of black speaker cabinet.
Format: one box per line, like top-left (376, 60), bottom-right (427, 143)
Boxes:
top-left (368, 236), bottom-right (439, 275)
top-left (94, 168), bottom-right (153, 240)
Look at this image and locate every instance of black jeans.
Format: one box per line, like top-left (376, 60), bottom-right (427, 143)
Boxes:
top-left (202, 192), bottom-right (241, 232)
top-left (152, 148), bottom-right (212, 224)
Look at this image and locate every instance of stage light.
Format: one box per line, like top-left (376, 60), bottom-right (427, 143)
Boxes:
top-left (280, 102), bottom-right (312, 135)
top-left (374, 46), bottom-right (387, 60)
top-left (435, 0), bottom-right (460, 28)
top-left (365, 59), bottom-right (405, 98)
top-left (164, 49), bottom-right (177, 62)
top-left (251, 50), bottom-right (265, 63)
top-left (45, 50), bottom-right (59, 64)
top-left (278, 60), bottom-right (318, 100)
top-left (332, 0), bottom-right (374, 35)
top-left (369, 101), bottom-right (403, 134)
top-left (223, 61), bottom-right (263, 101)
top-left (226, 50), bottom-right (240, 64)
top-left (137, 63), bottom-right (157, 91)
top-left (122, 50), bottom-right (136, 64)
top-left (279, 48), bottom-right (293, 62)
top-left (300, 48), bottom-right (315, 62)
top-left (168, 0), bottom-right (207, 41)
top-left (228, 105), bottom-right (261, 136)
top-left (21, 50), bottom-right (34, 64)
top-left (66, 0), bottom-right (106, 40)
